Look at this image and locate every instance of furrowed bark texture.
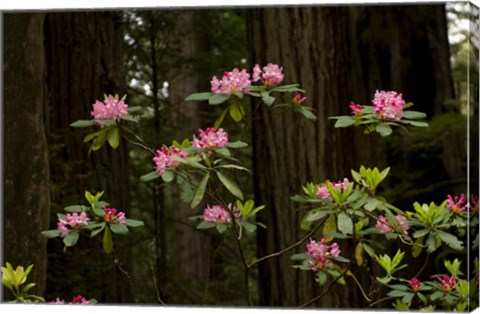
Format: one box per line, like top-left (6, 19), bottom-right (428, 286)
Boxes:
top-left (248, 7), bottom-right (363, 307)
top-left (3, 13), bottom-right (50, 299)
top-left (44, 11), bottom-right (131, 303)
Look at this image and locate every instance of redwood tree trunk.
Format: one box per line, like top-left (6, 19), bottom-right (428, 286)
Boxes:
top-left (3, 13), bottom-right (50, 300)
top-left (248, 6), bottom-right (361, 307)
top-left (44, 11), bottom-right (131, 303)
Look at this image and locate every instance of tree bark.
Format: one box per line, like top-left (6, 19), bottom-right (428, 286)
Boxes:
top-left (3, 13), bottom-right (50, 299)
top-left (44, 11), bottom-right (131, 303)
top-left (248, 6), bottom-right (361, 307)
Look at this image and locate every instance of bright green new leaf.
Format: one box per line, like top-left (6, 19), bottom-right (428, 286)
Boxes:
top-left (229, 102), bottom-right (245, 122)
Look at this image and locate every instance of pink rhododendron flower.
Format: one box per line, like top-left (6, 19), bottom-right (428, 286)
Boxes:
top-left (153, 145), bottom-right (188, 175)
top-left (306, 238), bottom-right (341, 271)
top-left (408, 278), bottom-right (421, 292)
top-left (210, 68), bottom-right (251, 94)
top-left (438, 275), bottom-right (456, 292)
top-left (203, 204), bottom-right (240, 224)
top-left (49, 298), bottom-right (65, 304)
top-left (375, 215), bottom-right (409, 234)
top-left (316, 178), bottom-right (350, 200)
top-left (446, 194), bottom-right (468, 215)
top-left (372, 90), bottom-right (405, 121)
top-left (252, 63), bottom-right (284, 88)
top-left (91, 95), bottom-right (129, 127)
top-left (192, 127), bottom-right (229, 151)
top-left (57, 211), bottom-right (90, 238)
top-left (471, 194), bottom-right (479, 213)
top-left (70, 295), bottom-right (91, 304)
top-left (349, 101), bottom-right (363, 116)
top-left (293, 93), bottom-right (307, 105)
top-left (103, 206), bottom-right (127, 224)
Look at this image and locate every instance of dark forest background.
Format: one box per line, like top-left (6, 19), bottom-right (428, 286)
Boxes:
top-left (2, 2), bottom-right (479, 309)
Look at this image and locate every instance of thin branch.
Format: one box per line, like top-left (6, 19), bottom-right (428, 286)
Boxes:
top-left (368, 296), bottom-right (395, 307)
top-left (149, 260), bottom-right (166, 305)
top-left (298, 268), bottom-right (348, 308)
top-left (113, 251), bottom-right (137, 303)
top-left (414, 252), bottom-right (430, 278)
top-left (349, 271), bottom-right (372, 302)
top-left (247, 217), bottom-right (326, 268)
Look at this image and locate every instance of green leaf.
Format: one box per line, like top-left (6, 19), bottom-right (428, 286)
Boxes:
top-left (91, 130), bottom-right (108, 151)
top-left (402, 111), bottom-right (427, 119)
top-left (119, 114), bottom-right (140, 123)
top-left (430, 291), bottom-right (444, 301)
top-left (21, 283), bottom-right (36, 294)
top-left (161, 170), bottom-right (175, 183)
top-left (226, 141), bottom-right (248, 149)
top-left (216, 171), bottom-right (244, 200)
top-left (127, 106), bottom-right (142, 113)
top-left (93, 207), bottom-right (106, 217)
top-left (83, 129), bottom-right (107, 143)
top-left (337, 212), bottom-right (353, 235)
top-left (106, 127), bottom-right (120, 149)
top-left (64, 205), bottom-right (89, 212)
top-left (436, 230), bottom-right (464, 250)
top-left (216, 224), bottom-right (228, 233)
top-left (63, 232), bottom-right (79, 247)
top-left (261, 91), bottom-right (275, 106)
top-left (376, 124), bottom-right (393, 137)
top-left (214, 108), bottom-right (229, 129)
top-left (140, 171), bottom-right (160, 182)
top-left (40, 229), bottom-right (60, 238)
top-left (70, 120), bottom-right (95, 128)
top-left (209, 93), bottom-right (230, 105)
top-left (197, 220), bottom-right (215, 229)
top-left (125, 219), bottom-right (144, 228)
top-left (90, 223), bottom-right (106, 237)
top-left (376, 276), bottom-right (391, 285)
top-left (406, 120), bottom-right (429, 127)
top-left (216, 164), bottom-right (250, 172)
top-left (412, 229), bottom-right (430, 238)
top-left (185, 92), bottom-right (214, 102)
top-left (215, 147), bottom-right (231, 156)
top-left (334, 116), bottom-right (355, 128)
top-left (241, 221), bottom-right (257, 233)
top-left (109, 223), bottom-right (129, 235)
top-left (191, 172), bottom-right (210, 208)
top-left (301, 108), bottom-right (317, 121)
top-left (103, 227), bottom-right (113, 254)
top-left (229, 102), bottom-right (244, 122)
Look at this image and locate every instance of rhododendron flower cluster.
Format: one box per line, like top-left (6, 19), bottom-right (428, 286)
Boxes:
top-left (252, 63), bottom-right (284, 88)
top-left (49, 295), bottom-right (91, 305)
top-left (210, 68), bottom-right (251, 94)
top-left (306, 238), bottom-right (341, 271)
top-left (375, 215), bottom-right (409, 234)
top-left (292, 93), bottom-right (307, 105)
top-left (203, 204), bottom-right (240, 224)
top-left (446, 194), bottom-right (469, 215)
top-left (153, 145), bottom-right (187, 175)
top-left (91, 95), bottom-right (128, 127)
top-left (103, 206), bottom-right (126, 224)
top-left (471, 194), bottom-right (479, 213)
top-left (57, 212), bottom-right (90, 238)
top-left (192, 127), bottom-right (229, 151)
top-left (438, 275), bottom-right (456, 292)
top-left (408, 278), bottom-right (421, 292)
top-left (372, 90), bottom-right (405, 121)
top-left (349, 101), bottom-right (363, 116)
top-left (316, 178), bottom-right (350, 200)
